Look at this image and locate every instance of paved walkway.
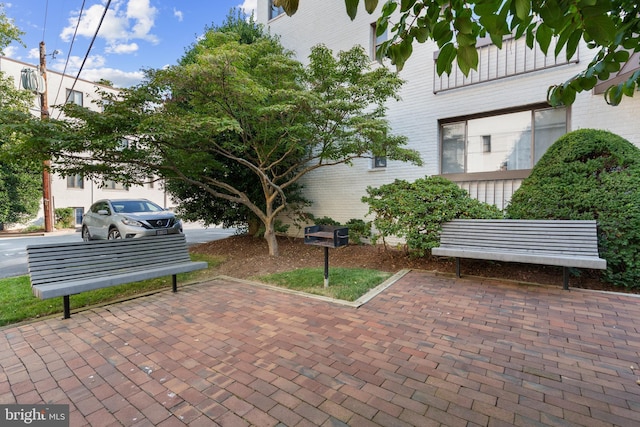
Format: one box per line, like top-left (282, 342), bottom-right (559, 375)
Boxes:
top-left (2, 272), bottom-right (640, 426)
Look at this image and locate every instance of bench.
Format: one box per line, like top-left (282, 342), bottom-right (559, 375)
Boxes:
top-left (27, 234), bottom-right (208, 318)
top-left (431, 219), bottom-right (607, 289)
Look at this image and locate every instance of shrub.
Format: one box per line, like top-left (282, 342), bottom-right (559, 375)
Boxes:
top-left (362, 176), bottom-right (503, 256)
top-left (55, 208), bottom-right (75, 229)
top-left (345, 218), bottom-right (372, 245)
top-left (506, 129), bottom-right (640, 288)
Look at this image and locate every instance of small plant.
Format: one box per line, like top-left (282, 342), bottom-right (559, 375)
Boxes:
top-left (345, 218), bottom-right (372, 245)
top-left (55, 207), bottom-right (75, 229)
top-left (314, 216), bottom-right (340, 226)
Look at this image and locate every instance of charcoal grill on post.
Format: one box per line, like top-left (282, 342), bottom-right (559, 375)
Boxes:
top-left (304, 225), bottom-right (349, 288)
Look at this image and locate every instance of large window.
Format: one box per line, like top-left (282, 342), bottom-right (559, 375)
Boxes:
top-left (268, 0), bottom-right (285, 20)
top-left (103, 180), bottom-right (128, 190)
top-left (441, 106), bottom-right (567, 174)
top-left (66, 173), bottom-right (84, 189)
top-left (66, 89), bottom-right (83, 106)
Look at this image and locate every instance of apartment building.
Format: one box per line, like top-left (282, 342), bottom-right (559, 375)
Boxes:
top-left (257, 1), bottom-right (640, 226)
top-left (0, 56), bottom-right (169, 229)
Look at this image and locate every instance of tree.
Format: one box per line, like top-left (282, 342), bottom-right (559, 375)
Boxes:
top-left (167, 10), bottom-right (308, 234)
top-left (38, 33), bottom-right (421, 256)
top-left (0, 6), bottom-right (41, 228)
top-left (274, 0), bottom-right (640, 106)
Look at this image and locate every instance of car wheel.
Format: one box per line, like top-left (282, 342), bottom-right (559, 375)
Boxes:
top-left (108, 228), bottom-right (122, 240)
top-left (82, 226), bottom-right (91, 242)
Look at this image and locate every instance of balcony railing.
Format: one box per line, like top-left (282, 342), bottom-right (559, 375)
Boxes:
top-left (434, 36), bottom-right (579, 93)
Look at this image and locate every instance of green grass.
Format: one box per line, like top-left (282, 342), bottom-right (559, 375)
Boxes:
top-left (0, 253), bottom-right (223, 327)
top-left (257, 267), bottom-right (392, 301)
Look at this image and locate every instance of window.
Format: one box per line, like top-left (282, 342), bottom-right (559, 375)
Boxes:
top-left (66, 173), bottom-right (84, 189)
top-left (440, 106), bottom-right (567, 174)
top-left (373, 156), bottom-right (387, 169)
top-left (103, 180), bottom-right (128, 190)
top-left (66, 89), bottom-right (83, 106)
top-left (268, 0), bottom-right (285, 20)
top-left (371, 23), bottom-right (387, 63)
top-left (74, 207), bottom-right (84, 226)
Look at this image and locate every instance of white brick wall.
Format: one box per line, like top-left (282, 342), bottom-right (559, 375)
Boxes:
top-left (258, 1), bottom-right (640, 231)
top-left (1, 57), bottom-right (171, 228)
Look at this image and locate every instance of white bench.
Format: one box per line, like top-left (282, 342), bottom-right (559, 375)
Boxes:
top-left (431, 219), bottom-right (607, 289)
top-left (27, 234), bottom-right (208, 318)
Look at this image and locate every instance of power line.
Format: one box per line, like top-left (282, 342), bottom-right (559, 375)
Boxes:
top-left (55, 0), bottom-right (112, 119)
top-left (52, 0), bottom-right (87, 107)
top-left (41, 0), bottom-right (49, 40)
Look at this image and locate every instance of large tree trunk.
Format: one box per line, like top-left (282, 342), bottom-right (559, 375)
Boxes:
top-left (264, 224), bottom-right (279, 256)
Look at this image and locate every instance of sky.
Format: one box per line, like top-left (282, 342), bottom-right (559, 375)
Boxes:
top-left (2, 0), bottom-right (257, 87)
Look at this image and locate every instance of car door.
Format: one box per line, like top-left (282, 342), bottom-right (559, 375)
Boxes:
top-left (89, 201), bottom-right (112, 239)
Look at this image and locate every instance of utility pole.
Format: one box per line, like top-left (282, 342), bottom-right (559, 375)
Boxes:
top-left (39, 41), bottom-right (54, 232)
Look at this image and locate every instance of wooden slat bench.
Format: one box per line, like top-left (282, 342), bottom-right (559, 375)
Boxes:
top-left (27, 234), bottom-right (208, 318)
top-left (431, 219), bottom-right (607, 289)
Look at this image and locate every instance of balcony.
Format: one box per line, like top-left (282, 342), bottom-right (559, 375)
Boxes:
top-left (433, 36), bottom-right (579, 93)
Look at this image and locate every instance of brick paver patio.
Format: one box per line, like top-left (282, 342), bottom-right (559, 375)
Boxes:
top-left (2, 271), bottom-right (640, 426)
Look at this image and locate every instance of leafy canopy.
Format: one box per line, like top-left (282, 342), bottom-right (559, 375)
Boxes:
top-left (274, 0), bottom-right (640, 106)
top-left (39, 28), bottom-right (420, 256)
top-left (0, 7), bottom-right (41, 227)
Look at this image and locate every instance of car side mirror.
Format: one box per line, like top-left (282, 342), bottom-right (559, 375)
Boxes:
top-left (97, 209), bottom-right (109, 215)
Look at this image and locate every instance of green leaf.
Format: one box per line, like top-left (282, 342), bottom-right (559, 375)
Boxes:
top-left (345, 0), bottom-right (360, 20)
top-left (454, 16), bottom-right (473, 35)
top-left (364, 0), bottom-right (378, 14)
top-left (514, 0), bottom-right (531, 21)
top-left (274, 0), bottom-right (299, 16)
top-left (457, 44), bottom-right (478, 76)
top-left (566, 29), bottom-right (582, 60)
top-left (400, 0), bottom-right (417, 13)
top-left (536, 24), bottom-right (553, 54)
top-left (436, 43), bottom-right (456, 75)
top-left (412, 26), bottom-right (430, 43)
top-left (583, 15), bottom-right (616, 45)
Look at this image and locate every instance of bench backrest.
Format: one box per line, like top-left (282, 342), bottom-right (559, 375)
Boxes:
top-left (27, 234), bottom-right (192, 287)
top-left (438, 219), bottom-right (600, 257)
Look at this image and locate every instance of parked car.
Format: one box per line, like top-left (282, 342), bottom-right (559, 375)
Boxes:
top-left (82, 199), bottom-right (183, 241)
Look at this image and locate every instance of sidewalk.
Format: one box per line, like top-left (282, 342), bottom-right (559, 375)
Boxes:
top-left (2, 271), bottom-right (640, 426)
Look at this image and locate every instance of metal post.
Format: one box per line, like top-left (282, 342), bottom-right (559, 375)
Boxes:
top-left (39, 41), bottom-right (54, 232)
top-left (172, 274), bottom-right (178, 292)
top-left (324, 246), bottom-right (329, 288)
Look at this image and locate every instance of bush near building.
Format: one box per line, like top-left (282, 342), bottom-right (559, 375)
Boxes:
top-left (507, 129), bottom-right (640, 288)
top-left (363, 176), bottom-right (503, 256)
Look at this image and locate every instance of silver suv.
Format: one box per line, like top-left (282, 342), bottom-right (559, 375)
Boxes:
top-left (82, 199), bottom-right (183, 241)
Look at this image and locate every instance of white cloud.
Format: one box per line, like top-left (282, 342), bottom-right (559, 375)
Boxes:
top-left (106, 42), bottom-right (139, 54)
top-left (173, 8), bottom-right (183, 22)
top-left (3, 45), bottom-right (18, 58)
top-left (49, 54), bottom-right (144, 88)
top-left (60, 0), bottom-right (158, 54)
top-left (27, 48), bottom-right (39, 59)
top-left (240, 0), bottom-right (257, 15)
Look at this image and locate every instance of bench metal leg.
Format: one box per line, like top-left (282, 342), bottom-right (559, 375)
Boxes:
top-left (563, 267), bottom-right (569, 290)
top-left (172, 274), bottom-right (177, 293)
top-left (455, 258), bottom-right (461, 278)
top-left (63, 296), bottom-right (71, 319)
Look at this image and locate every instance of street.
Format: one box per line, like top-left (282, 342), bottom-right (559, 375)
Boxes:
top-left (0, 224), bottom-right (236, 279)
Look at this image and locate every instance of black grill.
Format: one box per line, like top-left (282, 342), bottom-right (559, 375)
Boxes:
top-left (148, 219), bottom-right (172, 228)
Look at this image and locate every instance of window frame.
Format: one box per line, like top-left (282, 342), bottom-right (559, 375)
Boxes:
top-left (66, 173), bottom-right (84, 189)
top-left (65, 89), bottom-right (83, 106)
top-left (370, 22), bottom-right (387, 63)
top-left (439, 104), bottom-right (569, 178)
top-left (268, 0), bottom-right (285, 20)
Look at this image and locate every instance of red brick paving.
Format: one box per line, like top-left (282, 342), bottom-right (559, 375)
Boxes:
top-left (2, 271), bottom-right (640, 426)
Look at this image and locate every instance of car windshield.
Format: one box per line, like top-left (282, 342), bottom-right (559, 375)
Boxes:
top-left (112, 200), bottom-right (163, 214)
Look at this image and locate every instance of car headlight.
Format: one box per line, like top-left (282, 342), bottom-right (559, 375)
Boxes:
top-left (121, 217), bottom-right (144, 227)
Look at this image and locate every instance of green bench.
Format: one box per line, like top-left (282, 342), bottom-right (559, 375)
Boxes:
top-left (27, 234), bottom-right (207, 318)
top-left (432, 219), bottom-right (607, 289)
